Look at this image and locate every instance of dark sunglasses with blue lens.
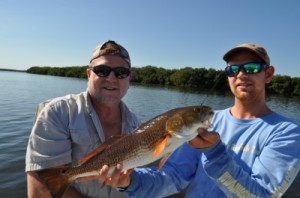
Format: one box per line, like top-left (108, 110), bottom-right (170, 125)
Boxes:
top-left (225, 62), bottom-right (269, 77)
top-left (90, 65), bottom-right (130, 79)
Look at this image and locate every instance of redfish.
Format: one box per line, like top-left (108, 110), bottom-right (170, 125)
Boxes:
top-left (37, 106), bottom-right (214, 197)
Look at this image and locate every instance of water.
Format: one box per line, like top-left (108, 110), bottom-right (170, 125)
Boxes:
top-left (0, 71), bottom-right (299, 197)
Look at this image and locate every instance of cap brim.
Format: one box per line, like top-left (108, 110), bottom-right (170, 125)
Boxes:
top-left (223, 46), bottom-right (259, 62)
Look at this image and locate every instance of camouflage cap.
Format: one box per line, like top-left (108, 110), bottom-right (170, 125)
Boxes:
top-left (89, 40), bottom-right (131, 67)
top-left (223, 43), bottom-right (270, 66)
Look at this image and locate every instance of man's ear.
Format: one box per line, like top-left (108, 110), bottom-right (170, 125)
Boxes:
top-left (86, 68), bottom-right (91, 79)
top-left (265, 66), bottom-right (275, 84)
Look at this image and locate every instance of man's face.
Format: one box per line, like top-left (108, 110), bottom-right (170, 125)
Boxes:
top-left (87, 55), bottom-right (131, 106)
top-left (226, 51), bottom-right (273, 101)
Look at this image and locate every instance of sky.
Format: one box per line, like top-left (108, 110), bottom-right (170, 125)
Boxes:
top-left (1, 0), bottom-right (300, 77)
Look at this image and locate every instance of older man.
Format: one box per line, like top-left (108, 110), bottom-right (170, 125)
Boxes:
top-left (26, 40), bottom-right (140, 198)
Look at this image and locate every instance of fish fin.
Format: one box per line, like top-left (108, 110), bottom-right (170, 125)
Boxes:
top-left (157, 152), bottom-right (173, 170)
top-left (37, 167), bottom-right (71, 198)
top-left (153, 137), bottom-right (168, 158)
top-left (105, 135), bottom-right (125, 143)
top-left (78, 135), bottom-right (124, 165)
top-left (78, 145), bottom-right (108, 165)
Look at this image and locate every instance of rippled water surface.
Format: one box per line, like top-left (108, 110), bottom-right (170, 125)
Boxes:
top-left (0, 71), bottom-right (299, 197)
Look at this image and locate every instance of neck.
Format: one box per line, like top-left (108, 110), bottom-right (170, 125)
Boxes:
top-left (95, 103), bottom-right (120, 116)
top-left (91, 99), bottom-right (122, 138)
top-left (230, 99), bottom-right (272, 119)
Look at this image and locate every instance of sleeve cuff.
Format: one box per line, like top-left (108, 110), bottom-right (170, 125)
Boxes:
top-left (125, 169), bottom-right (140, 192)
top-left (197, 139), bottom-right (226, 159)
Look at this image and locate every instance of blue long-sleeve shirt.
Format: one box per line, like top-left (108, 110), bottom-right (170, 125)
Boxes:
top-left (126, 108), bottom-right (300, 198)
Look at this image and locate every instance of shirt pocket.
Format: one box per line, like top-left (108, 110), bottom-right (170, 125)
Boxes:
top-left (70, 129), bottom-right (92, 146)
top-left (70, 129), bottom-right (97, 163)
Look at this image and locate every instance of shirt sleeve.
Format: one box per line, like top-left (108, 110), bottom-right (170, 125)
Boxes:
top-left (200, 127), bottom-right (300, 197)
top-left (126, 143), bottom-right (197, 198)
top-left (25, 100), bottom-right (72, 171)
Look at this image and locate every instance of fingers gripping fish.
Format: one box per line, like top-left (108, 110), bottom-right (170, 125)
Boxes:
top-left (37, 106), bottom-right (214, 197)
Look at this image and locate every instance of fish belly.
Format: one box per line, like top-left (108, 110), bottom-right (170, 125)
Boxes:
top-left (122, 137), bottom-right (186, 170)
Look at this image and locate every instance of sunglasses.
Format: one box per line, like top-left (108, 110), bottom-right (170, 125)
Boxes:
top-left (90, 65), bottom-right (130, 79)
top-left (225, 62), bottom-right (268, 77)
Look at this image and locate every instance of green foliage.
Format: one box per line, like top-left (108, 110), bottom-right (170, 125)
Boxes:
top-left (132, 65), bottom-right (173, 85)
top-left (27, 66), bottom-right (87, 78)
top-left (291, 77), bottom-right (300, 96)
top-left (26, 65), bottom-right (299, 97)
top-left (267, 75), bottom-right (293, 96)
top-left (170, 67), bottom-right (195, 87)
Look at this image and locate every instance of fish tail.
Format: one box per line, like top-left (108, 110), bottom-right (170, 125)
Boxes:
top-left (38, 168), bottom-right (71, 198)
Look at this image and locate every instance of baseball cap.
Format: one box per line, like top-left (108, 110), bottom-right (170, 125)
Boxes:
top-left (223, 43), bottom-right (270, 66)
top-left (89, 40), bottom-right (131, 67)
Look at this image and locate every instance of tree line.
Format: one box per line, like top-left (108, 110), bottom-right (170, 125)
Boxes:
top-left (26, 66), bottom-right (300, 97)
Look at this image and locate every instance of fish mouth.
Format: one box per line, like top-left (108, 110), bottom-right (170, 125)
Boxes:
top-left (207, 111), bottom-right (214, 128)
top-left (199, 110), bottom-right (214, 129)
top-left (175, 132), bottom-right (198, 140)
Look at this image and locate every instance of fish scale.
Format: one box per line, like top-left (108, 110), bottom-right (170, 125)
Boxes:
top-left (37, 105), bottom-right (214, 198)
top-left (69, 116), bottom-right (170, 178)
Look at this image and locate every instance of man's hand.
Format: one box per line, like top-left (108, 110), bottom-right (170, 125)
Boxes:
top-left (76, 164), bottom-right (132, 188)
top-left (188, 128), bottom-right (220, 149)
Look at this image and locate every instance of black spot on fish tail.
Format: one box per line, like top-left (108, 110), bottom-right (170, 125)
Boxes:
top-left (37, 168), bottom-right (71, 198)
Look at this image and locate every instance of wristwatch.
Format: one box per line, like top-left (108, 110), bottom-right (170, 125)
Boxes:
top-left (116, 186), bottom-right (129, 192)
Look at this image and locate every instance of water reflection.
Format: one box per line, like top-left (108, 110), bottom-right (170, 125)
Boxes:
top-left (0, 71), bottom-right (299, 197)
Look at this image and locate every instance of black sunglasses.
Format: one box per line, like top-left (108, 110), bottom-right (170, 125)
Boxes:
top-left (90, 65), bottom-right (130, 79)
top-left (225, 62), bottom-right (268, 77)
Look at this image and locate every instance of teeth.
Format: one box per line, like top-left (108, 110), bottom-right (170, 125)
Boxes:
top-left (105, 87), bottom-right (116, 90)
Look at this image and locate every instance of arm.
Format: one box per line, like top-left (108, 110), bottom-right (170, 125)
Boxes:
top-left (26, 101), bottom-right (87, 198)
top-left (198, 127), bottom-right (300, 197)
top-left (121, 128), bottom-right (220, 197)
top-left (125, 143), bottom-right (200, 198)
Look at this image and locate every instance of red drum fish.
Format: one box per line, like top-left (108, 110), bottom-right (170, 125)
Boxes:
top-left (37, 106), bottom-right (214, 197)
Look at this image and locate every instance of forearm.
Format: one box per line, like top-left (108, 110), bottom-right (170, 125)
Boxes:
top-left (27, 172), bottom-right (52, 198)
top-left (126, 144), bottom-right (197, 197)
top-left (126, 167), bottom-right (188, 198)
top-left (200, 140), bottom-right (299, 197)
